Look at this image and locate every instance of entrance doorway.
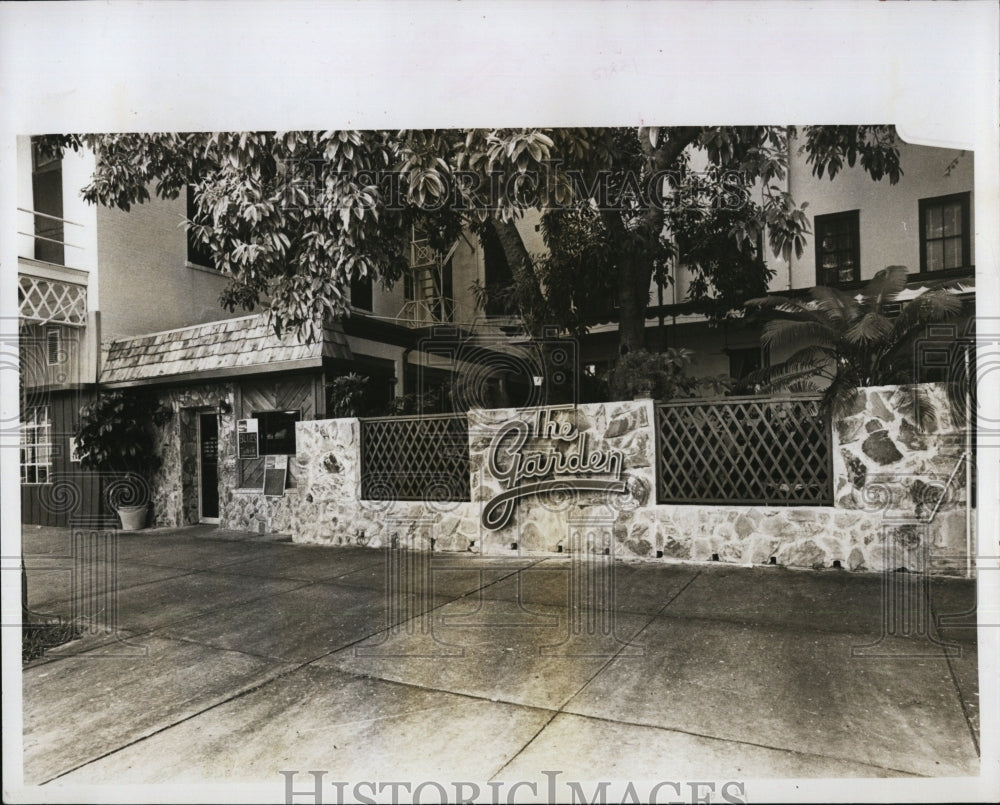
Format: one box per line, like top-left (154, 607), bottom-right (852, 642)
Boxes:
top-left (198, 412), bottom-right (220, 523)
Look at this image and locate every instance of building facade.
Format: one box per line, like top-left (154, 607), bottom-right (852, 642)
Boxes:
top-left (578, 135), bottom-right (975, 385)
top-left (17, 132), bottom-right (976, 532)
top-left (16, 136), bottom-right (533, 527)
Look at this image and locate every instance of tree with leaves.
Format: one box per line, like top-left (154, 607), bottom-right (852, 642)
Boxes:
top-left (745, 265), bottom-right (964, 413)
top-left (42, 125), bottom-right (902, 362)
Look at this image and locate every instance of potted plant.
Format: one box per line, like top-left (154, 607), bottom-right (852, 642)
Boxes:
top-left (611, 348), bottom-right (700, 401)
top-left (76, 390), bottom-right (173, 531)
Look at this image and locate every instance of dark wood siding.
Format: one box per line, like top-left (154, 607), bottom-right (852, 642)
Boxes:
top-left (21, 388), bottom-right (103, 526)
top-left (237, 374), bottom-right (318, 489)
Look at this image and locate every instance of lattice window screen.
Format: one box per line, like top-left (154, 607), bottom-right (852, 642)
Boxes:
top-left (361, 414), bottom-right (470, 501)
top-left (656, 396), bottom-right (833, 505)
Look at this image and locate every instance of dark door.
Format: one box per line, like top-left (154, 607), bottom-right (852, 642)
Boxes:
top-left (199, 412), bottom-right (219, 521)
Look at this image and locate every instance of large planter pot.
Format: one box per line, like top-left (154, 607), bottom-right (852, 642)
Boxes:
top-left (117, 504), bottom-right (149, 531)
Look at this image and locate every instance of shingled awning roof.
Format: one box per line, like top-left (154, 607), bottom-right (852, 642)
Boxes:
top-left (100, 314), bottom-right (352, 387)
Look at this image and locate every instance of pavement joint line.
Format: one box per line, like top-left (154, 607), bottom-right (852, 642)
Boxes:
top-left (528, 710), bottom-right (928, 779)
top-left (38, 650), bottom-right (301, 786)
top-left (311, 557), bottom-right (554, 665)
top-left (487, 571), bottom-right (706, 780)
top-left (641, 608), bottom-right (946, 641)
top-left (32, 577), bottom-right (319, 645)
top-left (38, 635), bottom-right (561, 786)
top-left (191, 551), bottom-right (388, 583)
top-left (23, 529), bottom-right (982, 783)
top-left (553, 570), bottom-right (704, 709)
top-left (943, 649), bottom-right (981, 756)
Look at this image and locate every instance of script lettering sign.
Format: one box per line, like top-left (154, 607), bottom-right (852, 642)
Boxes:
top-left (481, 409), bottom-right (626, 530)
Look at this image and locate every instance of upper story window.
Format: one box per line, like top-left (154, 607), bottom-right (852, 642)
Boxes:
top-left (20, 405), bottom-right (52, 484)
top-left (350, 273), bottom-right (373, 312)
top-left (31, 139), bottom-right (65, 265)
top-left (919, 192), bottom-right (971, 273)
top-left (814, 210), bottom-right (860, 286)
top-left (186, 185), bottom-right (216, 269)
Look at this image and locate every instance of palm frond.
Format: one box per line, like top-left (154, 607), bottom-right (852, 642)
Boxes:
top-left (748, 360), bottom-right (827, 393)
top-left (890, 385), bottom-right (940, 433)
top-left (824, 377), bottom-right (861, 418)
top-left (844, 311), bottom-right (894, 346)
top-left (889, 289), bottom-right (963, 342)
top-left (864, 265), bottom-right (909, 308)
top-left (808, 284), bottom-right (855, 323)
top-left (760, 318), bottom-right (839, 352)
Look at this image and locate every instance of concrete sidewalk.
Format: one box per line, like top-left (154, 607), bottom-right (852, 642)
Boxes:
top-left (18, 524), bottom-right (980, 794)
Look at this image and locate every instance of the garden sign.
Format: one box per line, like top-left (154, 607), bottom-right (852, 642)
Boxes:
top-left (481, 408), bottom-right (626, 530)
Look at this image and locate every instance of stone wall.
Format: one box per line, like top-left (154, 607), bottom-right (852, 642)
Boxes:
top-left (289, 386), bottom-right (974, 575)
top-left (830, 383), bottom-right (971, 574)
top-left (149, 380), bottom-right (293, 532)
top-left (291, 417), bottom-right (480, 550)
top-left (149, 382), bottom-right (237, 527)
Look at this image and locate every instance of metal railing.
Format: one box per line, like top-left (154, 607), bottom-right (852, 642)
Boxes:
top-left (18, 208), bottom-right (85, 266)
top-left (360, 413), bottom-right (471, 501)
top-left (655, 395), bottom-right (833, 506)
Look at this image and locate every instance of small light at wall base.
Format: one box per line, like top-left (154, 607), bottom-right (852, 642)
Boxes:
top-left (510, 542), bottom-right (518, 550)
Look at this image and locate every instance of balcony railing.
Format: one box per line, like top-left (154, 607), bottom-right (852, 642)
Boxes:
top-left (17, 207), bottom-right (85, 267)
top-left (18, 272), bottom-right (88, 327)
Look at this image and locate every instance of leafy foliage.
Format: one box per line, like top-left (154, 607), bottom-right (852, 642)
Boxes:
top-left (745, 266), bottom-right (963, 414)
top-left (800, 125), bottom-right (902, 184)
top-left (76, 390), bottom-right (173, 478)
top-left (325, 373), bottom-right (371, 418)
top-left (42, 126), bottom-right (906, 357)
top-left (610, 348), bottom-right (700, 400)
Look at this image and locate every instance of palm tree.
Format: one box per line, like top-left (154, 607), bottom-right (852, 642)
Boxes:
top-left (745, 266), bottom-right (965, 418)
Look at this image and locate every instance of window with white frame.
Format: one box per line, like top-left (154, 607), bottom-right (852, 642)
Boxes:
top-left (20, 405), bottom-right (52, 484)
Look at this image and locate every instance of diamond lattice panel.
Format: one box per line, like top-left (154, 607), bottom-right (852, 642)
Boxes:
top-left (18, 275), bottom-right (87, 326)
top-left (361, 415), bottom-right (471, 501)
top-left (656, 397), bottom-right (832, 505)
top-left (411, 239), bottom-right (436, 267)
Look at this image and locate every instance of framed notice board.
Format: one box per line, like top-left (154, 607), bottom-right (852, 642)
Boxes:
top-left (263, 455), bottom-right (288, 497)
top-left (237, 418), bottom-right (259, 459)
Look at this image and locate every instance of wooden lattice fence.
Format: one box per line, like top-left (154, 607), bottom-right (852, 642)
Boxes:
top-left (655, 395), bottom-right (833, 505)
top-left (360, 414), bottom-right (471, 501)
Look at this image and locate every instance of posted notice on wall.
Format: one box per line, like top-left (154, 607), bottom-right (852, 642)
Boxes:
top-left (237, 418), bottom-right (259, 459)
top-left (263, 454), bottom-right (288, 497)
